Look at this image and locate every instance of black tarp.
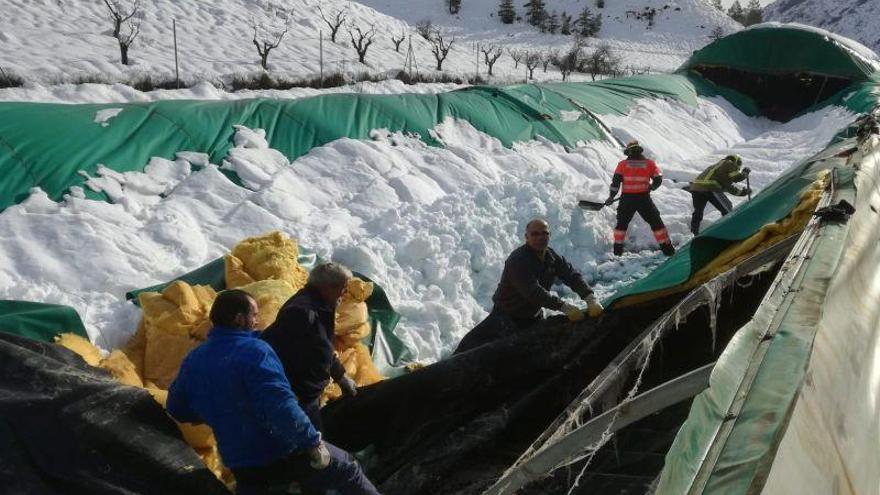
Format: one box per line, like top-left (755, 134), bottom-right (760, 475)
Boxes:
top-left (0, 332), bottom-right (230, 495)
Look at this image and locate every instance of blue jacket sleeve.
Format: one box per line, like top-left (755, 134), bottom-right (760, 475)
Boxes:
top-left (246, 344), bottom-right (321, 449)
top-left (167, 360), bottom-right (200, 424)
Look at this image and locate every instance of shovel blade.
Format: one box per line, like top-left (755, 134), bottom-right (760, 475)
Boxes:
top-left (578, 200), bottom-right (606, 211)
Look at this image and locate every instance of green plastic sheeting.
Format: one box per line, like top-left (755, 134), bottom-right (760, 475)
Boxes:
top-left (655, 165), bottom-right (857, 494)
top-left (681, 24), bottom-right (879, 80)
top-left (0, 300), bottom-right (88, 342)
top-left (0, 73), bottom-right (757, 213)
top-left (124, 249), bottom-right (413, 369)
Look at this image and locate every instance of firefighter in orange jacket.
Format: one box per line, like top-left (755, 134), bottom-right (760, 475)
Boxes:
top-left (604, 140), bottom-right (675, 257)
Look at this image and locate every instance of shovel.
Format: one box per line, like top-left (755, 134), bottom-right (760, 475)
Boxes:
top-left (578, 197), bottom-right (619, 210)
top-left (746, 175), bottom-right (752, 200)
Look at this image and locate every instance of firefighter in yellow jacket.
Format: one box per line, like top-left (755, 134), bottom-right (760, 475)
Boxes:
top-left (688, 155), bottom-right (751, 235)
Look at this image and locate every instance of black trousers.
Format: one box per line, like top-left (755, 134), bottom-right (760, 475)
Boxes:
top-left (453, 308), bottom-right (540, 354)
top-left (690, 191), bottom-right (732, 234)
top-left (615, 194), bottom-right (666, 233)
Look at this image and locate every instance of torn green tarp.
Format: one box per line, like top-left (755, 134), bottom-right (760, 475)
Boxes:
top-left (125, 249), bottom-right (412, 369)
top-left (0, 73), bottom-right (759, 213)
top-left (0, 300), bottom-right (88, 342)
top-left (655, 163), bottom-right (859, 494)
top-left (681, 24), bottom-right (879, 81)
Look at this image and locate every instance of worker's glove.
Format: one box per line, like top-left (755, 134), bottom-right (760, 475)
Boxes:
top-left (560, 302), bottom-right (585, 322)
top-left (338, 375), bottom-right (358, 398)
top-left (742, 167), bottom-right (751, 175)
top-left (585, 295), bottom-right (604, 318)
top-left (308, 440), bottom-right (331, 470)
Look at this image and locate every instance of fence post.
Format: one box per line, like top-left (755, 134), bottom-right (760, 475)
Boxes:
top-left (173, 19), bottom-right (180, 88)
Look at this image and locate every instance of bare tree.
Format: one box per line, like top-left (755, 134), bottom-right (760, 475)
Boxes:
top-left (525, 51), bottom-right (541, 79)
top-left (583, 43), bottom-right (622, 81)
top-left (429, 29), bottom-right (455, 71)
top-left (708, 25), bottom-right (724, 41)
top-left (507, 48), bottom-right (524, 69)
top-left (416, 19), bottom-right (434, 40)
top-left (552, 45), bottom-right (582, 81)
top-left (542, 48), bottom-right (559, 72)
top-left (251, 16), bottom-right (290, 70)
top-left (348, 24), bottom-right (378, 64)
top-left (481, 44), bottom-right (503, 76)
top-left (102, 0), bottom-right (141, 65)
top-left (318, 7), bottom-right (347, 43)
top-left (391, 30), bottom-right (406, 52)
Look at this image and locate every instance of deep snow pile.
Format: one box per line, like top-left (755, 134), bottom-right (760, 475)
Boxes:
top-left (0, 93), bottom-right (854, 363)
top-left (0, 0), bottom-right (736, 88)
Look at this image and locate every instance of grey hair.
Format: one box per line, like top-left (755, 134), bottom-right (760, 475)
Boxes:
top-left (307, 262), bottom-right (353, 288)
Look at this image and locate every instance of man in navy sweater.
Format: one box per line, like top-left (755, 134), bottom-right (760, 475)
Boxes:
top-left (167, 289), bottom-right (380, 495)
top-left (262, 262), bottom-right (359, 432)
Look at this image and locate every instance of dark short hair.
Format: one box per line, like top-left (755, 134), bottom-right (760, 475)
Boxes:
top-left (209, 289), bottom-right (254, 327)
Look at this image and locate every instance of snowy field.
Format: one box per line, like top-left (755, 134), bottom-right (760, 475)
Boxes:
top-left (0, 90), bottom-right (855, 363)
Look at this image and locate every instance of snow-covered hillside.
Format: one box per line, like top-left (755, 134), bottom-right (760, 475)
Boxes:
top-left (0, 0), bottom-right (738, 88)
top-left (360, 0), bottom-right (741, 71)
top-left (765, 0), bottom-right (880, 53)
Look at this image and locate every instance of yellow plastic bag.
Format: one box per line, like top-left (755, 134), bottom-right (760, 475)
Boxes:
top-left (225, 231), bottom-right (309, 291)
top-left (136, 281), bottom-right (215, 389)
top-left (238, 279), bottom-right (297, 330)
top-left (335, 278), bottom-right (374, 347)
top-left (55, 333), bottom-right (102, 367)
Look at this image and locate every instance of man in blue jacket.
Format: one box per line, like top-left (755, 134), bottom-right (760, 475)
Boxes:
top-left (167, 289), bottom-right (380, 495)
top-left (262, 262), bottom-right (359, 432)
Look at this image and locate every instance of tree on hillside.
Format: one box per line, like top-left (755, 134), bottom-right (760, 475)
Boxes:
top-left (481, 44), bottom-right (503, 75)
top-left (553, 43), bottom-right (583, 81)
top-left (727, 0), bottom-right (745, 24)
top-left (102, 0), bottom-right (141, 65)
top-left (596, 0), bottom-right (605, 8)
top-left (711, 0), bottom-right (724, 10)
top-left (508, 48), bottom-right (525, 68)
top-left (583, 42), bottom-right (622, 81)
top-left (318, 6), bottom-right (347, 43)
top-left (348, 23), bottom-right (377, 64)
top-left (498, 0), bottom-right (516, 24)
top-left (251, 14), bottom-right (289, 70)
top-left (429, 29), bottom-right (455, 70)
top-left (447, 0), bottom-right (462, 15)
top-left (525, 51), bottom-right (541, 79)
top-left (523, 0), bottom-right (548, 27)
top-left (542, 48), bottom-right (559, 72)
top-left (560, 11), bottom-right (573, 35)
top-left (577, 7), bottom-right (602, 37)
top-left (709, 25), bottom-right (725, 41)
top-left (547, 11), bottom-right (560, 34)
top-left (744, 0), bottom-right (763, 26)
top-left (391, 30), bottom-right (406, 52)
top-left (416, 19), bottom-right (434, 39)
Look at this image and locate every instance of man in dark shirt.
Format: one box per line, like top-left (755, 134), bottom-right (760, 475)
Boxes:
top-left (454, 219), bottom-right (602, 354)
top-left (262, 263), bottom-right (359, 432)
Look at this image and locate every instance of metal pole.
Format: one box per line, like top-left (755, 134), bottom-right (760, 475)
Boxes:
top-left (173, 19), bottom-right (180, 88)
top-left (320, 30), bottom-right (324, 86)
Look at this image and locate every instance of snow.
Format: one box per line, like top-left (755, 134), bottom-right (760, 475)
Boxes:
top-left (0, 92), bottom-right (856, 362)
top-left (94, 108), bottom-right (124, 127)
top-left (765, 0), bottom-right (880, 55)
top-left (0, 0), bottom-right (738, 93)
